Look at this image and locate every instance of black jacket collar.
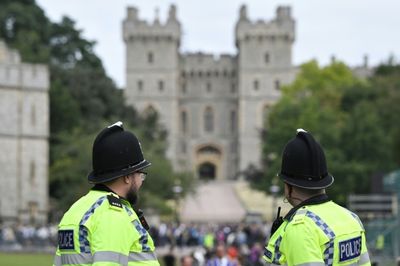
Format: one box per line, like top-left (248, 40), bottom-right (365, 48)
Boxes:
top-left (91, 184), bottom-right (135, 207)
top-left (284, 194), bottom-right (330, 220)
top-left (91, 184), bottom-right (116, 194)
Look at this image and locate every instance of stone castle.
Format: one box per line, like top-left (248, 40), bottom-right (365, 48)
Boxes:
top-left (0, 41), bottom-right (49, 223)
top-left (123, 5), bottom-right (297, 179)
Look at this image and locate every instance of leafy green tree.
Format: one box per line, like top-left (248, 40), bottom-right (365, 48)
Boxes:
top-left (0, 0), bottom-right (51, 63)
top-left (257, 60), bottom-right (398, 205)
top-left (0, 0), bottom-right (194, 215)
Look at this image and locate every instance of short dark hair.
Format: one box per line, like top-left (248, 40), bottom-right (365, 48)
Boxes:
top-left (288, 183), bottom-right (325, 197)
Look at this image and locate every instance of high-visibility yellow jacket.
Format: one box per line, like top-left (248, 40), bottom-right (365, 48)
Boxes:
top-left (53, 188), bottom-right (160, 266)
top-left (264, 197), bottom-right (370, 266)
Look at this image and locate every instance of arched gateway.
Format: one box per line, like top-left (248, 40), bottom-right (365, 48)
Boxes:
top-left (195, 145), bottom-right (222, 180)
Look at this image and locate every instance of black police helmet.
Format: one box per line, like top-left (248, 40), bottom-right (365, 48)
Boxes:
top-left (88, 121), bottom-right (151, 184)
top-left (279, 129), bottom-right (334, 189)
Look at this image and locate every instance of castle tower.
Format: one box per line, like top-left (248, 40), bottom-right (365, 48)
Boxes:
top-left (178, 53), bottom-right (238, 179)
top-left (123, 5), bottom-right (296, 180)
top-left (123, 5), bottom-right (181, 165)
top-left (235, 6), bottom-right (296, 171)
top-left (0, 40), bottom-right (49, 224)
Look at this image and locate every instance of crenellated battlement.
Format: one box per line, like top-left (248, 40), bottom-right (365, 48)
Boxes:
top-left (123, 5), bottom-right (181, 44)
top-left (180, 53), bottom-right (236, 77)
top-left (181, 53), bottom-right (236, 70)
top-left (235, 5), bottom-right (295, 45)
top-left (0, 40), bottom-right (49, 90)
top-left (0, 40), bottom-right (21, 64)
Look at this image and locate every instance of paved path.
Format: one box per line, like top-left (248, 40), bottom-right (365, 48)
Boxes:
top-left (180, 180), bottom-right (246, 223)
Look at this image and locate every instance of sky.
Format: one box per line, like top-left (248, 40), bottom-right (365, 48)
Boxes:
top-left (36, 0), bottom-right (400, 88)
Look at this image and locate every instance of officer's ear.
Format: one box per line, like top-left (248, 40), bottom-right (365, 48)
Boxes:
top-left (284, 182), bottom-right (293, 197)
top-left (123, 175), bottom-right (131, 184)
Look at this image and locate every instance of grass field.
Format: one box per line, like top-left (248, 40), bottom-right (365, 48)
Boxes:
top-left (0, 252), bottom-right (53, 266)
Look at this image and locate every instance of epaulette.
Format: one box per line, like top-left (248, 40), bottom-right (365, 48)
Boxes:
top-left (107, 194), bottom-right (123, 211)
top-left (291, 208), bottom-right (307, 225)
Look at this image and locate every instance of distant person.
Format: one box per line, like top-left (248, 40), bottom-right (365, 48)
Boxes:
top-left (263, 129), bottom-right (370, 266)
top-left (206, 244), bottom-right (237, 266)
top-left (53, 122), bottom-right (159, 266)
top-left (163, 246), bottom-right (176, 266)
top-left (181, 255), bottom-right (194, 266)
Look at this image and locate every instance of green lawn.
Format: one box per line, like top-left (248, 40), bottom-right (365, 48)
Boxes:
top-left (0, 252), bottom-right (53, 266)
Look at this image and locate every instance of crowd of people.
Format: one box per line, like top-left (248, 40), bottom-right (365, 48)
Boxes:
top-left (0, 223), bottom-right (58, 250)
top-left (154, 222), bottom-right (271, 266)
top-left (0, 221), bottom-right (271, 265)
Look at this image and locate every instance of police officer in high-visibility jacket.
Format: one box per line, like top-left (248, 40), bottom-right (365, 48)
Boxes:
top-left (53, 121), bottom-right (160, 266)
top-left (264, 129), bottom-right (371, 266)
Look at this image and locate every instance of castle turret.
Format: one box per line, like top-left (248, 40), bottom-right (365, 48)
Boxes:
top-left (235, 5), bottom-right (296, 171)
top-left (0, 40), bottom-right (49, 224)
top-left (123, 5), bottom-right (181, 164)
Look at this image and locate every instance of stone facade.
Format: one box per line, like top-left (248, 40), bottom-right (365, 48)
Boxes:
top-left (0, 41), bottom-right (49, 224)
top-left (123, 5), bottom-right (297, 179)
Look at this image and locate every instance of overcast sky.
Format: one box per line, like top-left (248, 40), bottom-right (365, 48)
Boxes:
top-left (36, 0), bottom-right (400, 88)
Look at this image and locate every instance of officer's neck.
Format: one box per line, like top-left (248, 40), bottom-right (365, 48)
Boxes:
top-left (284, 194), bottom-right (330, 220)
top-left (288, 188), bottom-right (326, 207)
top-left (95, 177), bottom-right (130, 199)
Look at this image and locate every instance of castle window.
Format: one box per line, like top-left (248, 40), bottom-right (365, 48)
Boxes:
top-left (253, 80), bottom-right (259, 91)
top-left (275, 79), bottom-right (281, 90)
top-left (265, 53), bottom-right (270, 63)
top-left (230, 110), bottom-right (237, 133)
top-left (206, 71), bottom-right (211, 77)
top-left (263, 104), bottom-right (271, 128)
top-left (214, 71), bottom-right (219, 77)
top-left (204, 107), bottom-right (214, 132)
top-left (223, 70), bottom-right (228, 77)
top-left (206, 82), bottom-right (212, 92)
top-left (143, 105), bottom-right (157, 121)
top-left (138, 80), bottom-right (143, 91)
top-left (231, 83), bottom-right (236, 93)
top-left (181, 142), bottom-right (187, 153)
top-left (30, 161), bottom-right (36, 186)
top-left (231, 141), bottom-right (237, 153)
top-left (147, 52), bottom-right (153, 63)
top-left (158, 80), bottom-right (164, 92)
top-left (31, 104), bottom-right (36, 127)
top-left (182, 82), bottom-right (187, 94)
top-left (32, 66), bottom-right (37, 77)
top-left (181, 111), bottom-right (187, 134)
top-left (199, 71), bottom-right (203, 77)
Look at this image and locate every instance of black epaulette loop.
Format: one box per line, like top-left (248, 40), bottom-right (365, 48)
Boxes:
top-left (107, 194), bottom-right (123, 210)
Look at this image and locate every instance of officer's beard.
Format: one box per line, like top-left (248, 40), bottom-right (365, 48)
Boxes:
top-left (126, 184), bottom-right (138, 206)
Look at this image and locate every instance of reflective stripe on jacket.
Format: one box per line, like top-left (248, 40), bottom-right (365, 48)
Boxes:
top-left (53, 190), bottom-right (159, 266)
top-left (263, 201), bottom-right (370, 266)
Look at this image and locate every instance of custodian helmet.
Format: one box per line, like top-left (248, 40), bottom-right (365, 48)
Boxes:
top-left (87, 121), bottom-right (151, 184)
top-left (279, 129), bottom-right (334, 189)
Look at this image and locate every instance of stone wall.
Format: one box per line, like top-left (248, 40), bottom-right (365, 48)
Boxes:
top-left (0, 40), bottom-right (49, 224)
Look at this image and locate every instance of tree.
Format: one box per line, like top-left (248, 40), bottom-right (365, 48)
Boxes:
top-left (0, 0), bottom-right (194, 215)
top-left (257, 60), bottom-right (398, 205)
